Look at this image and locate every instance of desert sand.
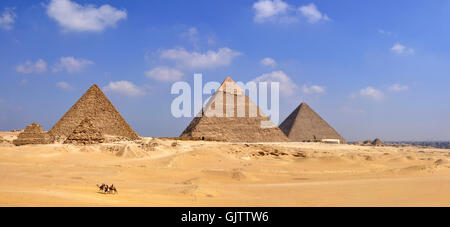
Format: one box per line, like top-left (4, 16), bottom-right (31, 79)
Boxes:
top-left (0, 131), bottom-right (449, 207)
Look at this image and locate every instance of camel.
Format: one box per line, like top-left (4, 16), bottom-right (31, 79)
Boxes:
top-left (96, 183), bottom-right (106, 192)
top-left (109, 184), bottom-right (118, 194)
top-left (96, 183), bottom-right (118, 195)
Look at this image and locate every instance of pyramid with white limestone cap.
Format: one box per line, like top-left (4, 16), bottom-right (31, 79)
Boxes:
top-left (180, 77), bottom-right (289, 142)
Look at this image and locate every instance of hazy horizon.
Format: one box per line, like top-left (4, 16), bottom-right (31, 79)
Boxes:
top-left (1, 0), bottom-right (450, 141)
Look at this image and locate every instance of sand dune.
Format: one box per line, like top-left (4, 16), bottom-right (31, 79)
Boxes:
top-left (0, 133), bottom-right (449, 206)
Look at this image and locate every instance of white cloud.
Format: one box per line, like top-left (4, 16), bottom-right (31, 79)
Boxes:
top-left (260, 57), bottom-right (277, 67)
top-left (298, 3), bottom-right (330, 24)
top-left (56, 81), bottom-right (74, 90)
top-left (103, 81), bottom-right (146, 97)
top-left (391, 43), bottom-right (414, 55)
top-left (146, 67), bottom-right (184, 82)
top-left (16, 59), bottom-right (47, 74)
top-left (181, 27), bottom-right (199, 43)
top-left (253, 1), bottom-right (330, 24)
top-left (53, 57), bottom-right (94, 73)
top-left (180, 27), bottom-right (217, 46)
top-left (0, 7), bottom-right (16, 30)
top-left (252, 71), bottom-right (298, 97)
top-left (46, 0), bottom-right (127, 32)
top-left (389, 84), bottom-right (409, 92)
top-left (253, 0), bottom-right (290, 23)
top-left (302, 85), bottom-right (326, 94)
top-left (160, 47), bottom-right (241, 69)
top-left (358, 86), bottom-right (385, 101)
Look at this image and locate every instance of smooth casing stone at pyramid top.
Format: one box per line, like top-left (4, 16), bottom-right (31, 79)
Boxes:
top-left (180, 77), bottom-right (289, 142)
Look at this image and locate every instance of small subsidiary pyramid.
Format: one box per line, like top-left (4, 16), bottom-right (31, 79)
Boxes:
top-left (48, 84), bottom-right (139, 141)
top-left (279, 102), bottom-right (346, 143)
top-left (13, 123), bottom-right (51, 146)
top-left (372, 138), bottom-right (383, 146)
top-left (64, 118), bottom-right (105, 145)
top-left (180, 77), bottom-right (289, 142)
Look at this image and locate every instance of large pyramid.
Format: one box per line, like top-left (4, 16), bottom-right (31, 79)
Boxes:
top-left (48, 85), bottom-right (139, 141)
top-left (13, 123), bottom-right (51, 146)
top-left (180, 77), bottom-right (289, 142)
top-left (279, 102), bottom-right (346, 143)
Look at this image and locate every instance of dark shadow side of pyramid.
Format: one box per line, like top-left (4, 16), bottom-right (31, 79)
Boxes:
top-left (48, 85), bottom-right (140, 141)
top-left (279, 102), bottom-right (346, 144)
top-left (180, 77), bottom-right (289, 142)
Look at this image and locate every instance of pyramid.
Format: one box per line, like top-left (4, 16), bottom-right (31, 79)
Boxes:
top-left (180, 77), bottom-right (289, 142)
top-left (48, 84), bottom-right (139, 141)
top-left (13, 123), bottom-right (51, 146)
top-left (372, 138), bottom-right (383, 146)
top-left (279, 102), bottom-right (346, 144)
top-left (64, 118), bottom-right (105, 145)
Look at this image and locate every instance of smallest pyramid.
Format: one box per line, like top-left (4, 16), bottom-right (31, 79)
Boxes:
top-left (13, 123), bottom-right (51, 146)
top-left (64, 118), bottom-right (105, 145)
top-left (279, 102), bottom-right (346, 144)
top-left (372, 138), bottom-right (383, 146)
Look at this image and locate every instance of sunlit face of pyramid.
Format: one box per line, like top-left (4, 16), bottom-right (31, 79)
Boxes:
top-left (202, 77), bottom-right (264, 118)
top-left (48, 84), bottom-right (139, 140)
top-left (180, 77), bottom-right (289, 142)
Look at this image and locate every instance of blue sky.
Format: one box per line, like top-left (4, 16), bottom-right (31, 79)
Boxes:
top-left (1, 0), bottom-right (450, 141)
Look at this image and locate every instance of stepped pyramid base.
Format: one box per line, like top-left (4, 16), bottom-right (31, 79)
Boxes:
top-left (13, 123), bottom-right (51, 146)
